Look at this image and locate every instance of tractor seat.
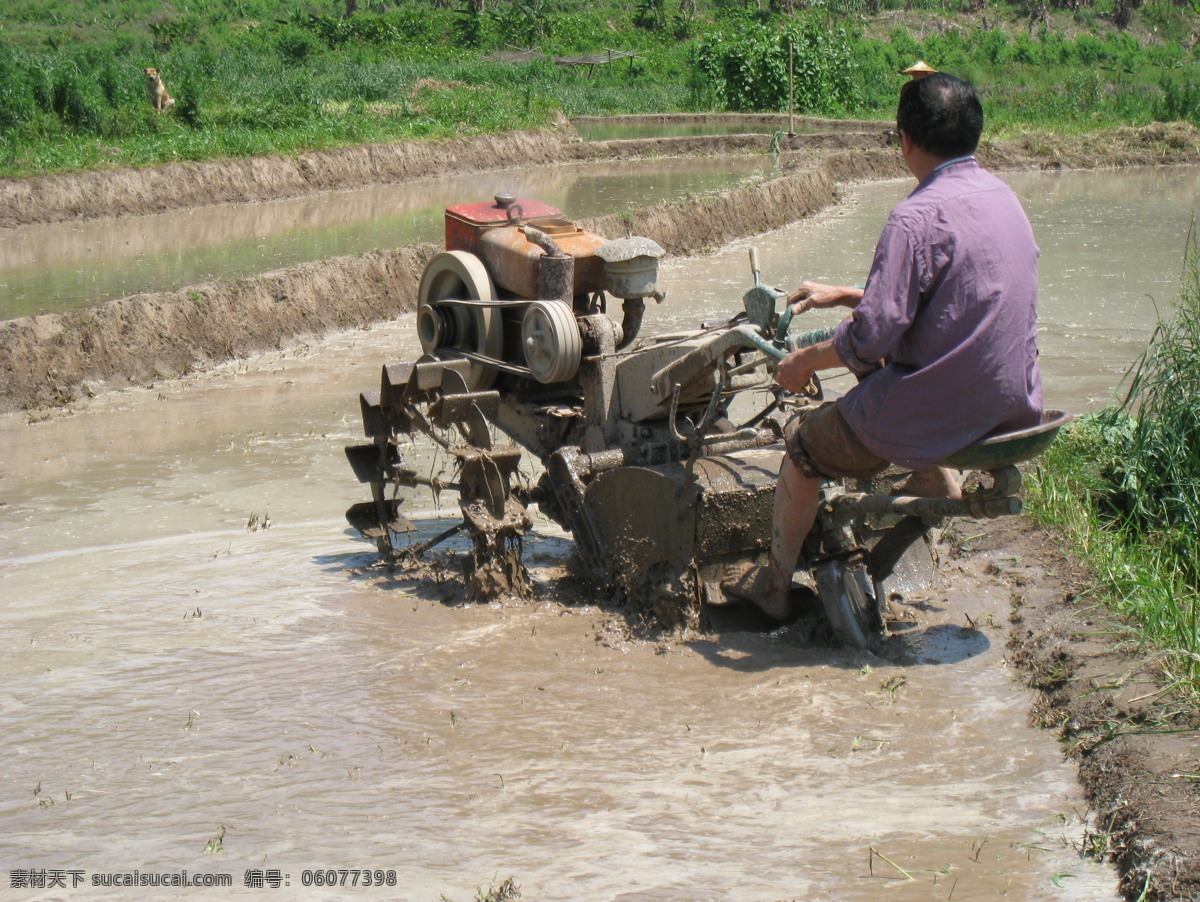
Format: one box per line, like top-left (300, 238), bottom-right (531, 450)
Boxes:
top-left (940, 409), bottom-right (1072, 471)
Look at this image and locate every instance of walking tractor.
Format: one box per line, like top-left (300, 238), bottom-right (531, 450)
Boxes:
top-left (343, 196), bottom-right (1069, 647)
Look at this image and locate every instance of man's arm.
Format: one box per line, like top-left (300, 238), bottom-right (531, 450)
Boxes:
top-left (775, 339), bottom-right (843, 395)
top-left (832, 217), bottom-right (925, 374)
top-left (786, 281), bottom-right (864, 315)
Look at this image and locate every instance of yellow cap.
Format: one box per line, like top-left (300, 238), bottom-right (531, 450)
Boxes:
top-left (901, 60), bottom-right (937, 76)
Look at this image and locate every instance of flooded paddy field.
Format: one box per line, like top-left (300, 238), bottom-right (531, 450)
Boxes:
top-left (1, 319), bottom-right (1119, 900)
top-left (0, 155), bottom-right (778, 321)
top-left (4, 161), bottom-right (1199, 900)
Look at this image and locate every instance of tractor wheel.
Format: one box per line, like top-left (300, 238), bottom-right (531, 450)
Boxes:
top-left (344, 358), bottom-right (531, 599)
top-left (814, 557), bottom-right (883, 649)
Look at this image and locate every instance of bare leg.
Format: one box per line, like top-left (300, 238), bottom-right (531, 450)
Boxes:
top-left (737, 457), bottom-right (821, 619)
top-left (893, 466), bottom-right (961, 500)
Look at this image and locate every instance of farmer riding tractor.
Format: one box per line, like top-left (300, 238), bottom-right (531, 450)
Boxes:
top-left (344, 196), bottom-right (1068, 647)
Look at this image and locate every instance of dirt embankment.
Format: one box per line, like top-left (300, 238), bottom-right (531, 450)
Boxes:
top-left (0, 248), bottom-right (436, 410)
top-left (979, 519), bottom-right (1200, 902)
top-left (0, 130), bottom-right (571, 229)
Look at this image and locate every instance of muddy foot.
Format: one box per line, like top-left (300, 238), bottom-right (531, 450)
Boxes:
top-left (720, 563), bottom-right (795, 621)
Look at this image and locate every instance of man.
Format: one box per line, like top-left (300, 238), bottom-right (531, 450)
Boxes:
top-left (726, 72), bottom-right (1043, 619)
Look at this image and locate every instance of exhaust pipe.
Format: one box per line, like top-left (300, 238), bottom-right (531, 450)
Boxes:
top-left (521, 225), bottom-right (575, 306)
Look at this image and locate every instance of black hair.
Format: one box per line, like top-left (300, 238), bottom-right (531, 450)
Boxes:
top-left (896, 73), bottom-right (983, 158)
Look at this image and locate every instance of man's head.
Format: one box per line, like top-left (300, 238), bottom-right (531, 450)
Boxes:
top-left (896, 72), bottom-right (983, 159)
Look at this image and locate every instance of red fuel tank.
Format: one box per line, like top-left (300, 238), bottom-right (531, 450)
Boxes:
top-left (444, 197), bottom-right (565, 254)
top-left (444, 196), bottom-right (608, 300)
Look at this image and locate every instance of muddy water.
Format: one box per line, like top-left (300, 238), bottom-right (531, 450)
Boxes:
top-left (0, 156), bottom-right (777, 320)
top-left (8, 165), bottom-right (1186, 899)
top-left (3, 301), bottom-right (1119, 899)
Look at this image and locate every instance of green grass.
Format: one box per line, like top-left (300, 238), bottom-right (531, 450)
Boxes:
top-left (1027, 230), bottom-right (1200, 691)
top-left (1, 0), bottom-right (1197, 177)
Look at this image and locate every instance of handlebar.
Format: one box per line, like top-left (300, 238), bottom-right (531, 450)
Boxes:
top-left (773, 305), bottom-right (795, 348)
top-left (735, 322), bottom-right (837, 361)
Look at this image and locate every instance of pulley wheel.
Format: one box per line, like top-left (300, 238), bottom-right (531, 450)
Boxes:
top-left (521, 300), bottom-right (581, 384)
top-left (417, 251), bottom-right (503, 390)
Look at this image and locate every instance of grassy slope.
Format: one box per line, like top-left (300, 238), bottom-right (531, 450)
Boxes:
top-left (0, 0), bottom-right (1197, 176)
top-left (1027, 234), bottom-right (1200, 691)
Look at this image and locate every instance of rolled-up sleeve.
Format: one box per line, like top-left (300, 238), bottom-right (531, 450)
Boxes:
top-left (833, 220), bottom-right (925, 376)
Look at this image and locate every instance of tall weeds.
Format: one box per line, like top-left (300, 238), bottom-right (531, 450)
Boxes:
top-left (1116, 224), bottom-right (1200, 542)
top-left (1028, 228), bottom-right (1200, 689)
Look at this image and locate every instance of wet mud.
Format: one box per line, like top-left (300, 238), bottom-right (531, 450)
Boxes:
top-left (1, 319), bottom-right (1120, 900)
top-left (1001, 518), bottom-right (1200, 902)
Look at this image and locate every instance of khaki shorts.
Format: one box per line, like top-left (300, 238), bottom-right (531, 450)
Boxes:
top-left (783, 402), bottom-right (888, 480)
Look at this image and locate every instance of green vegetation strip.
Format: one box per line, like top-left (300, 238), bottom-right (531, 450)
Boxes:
top-left (1, 0), bottom-right (1198, 177)
top-left (1027, 228), bottom-right (1200, 693)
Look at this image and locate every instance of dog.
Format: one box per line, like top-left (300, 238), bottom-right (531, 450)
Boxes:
top-left (142, 67), bottom-right (176, 113)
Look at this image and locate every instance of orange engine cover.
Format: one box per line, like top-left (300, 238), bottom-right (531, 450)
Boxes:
top-left (444, 197), bottom-right (564, 254)
top-left (444, 198), bottom-right (607, 300)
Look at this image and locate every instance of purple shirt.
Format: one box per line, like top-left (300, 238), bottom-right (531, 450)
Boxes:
top-left (833, 158), bottom-right (1043, 469)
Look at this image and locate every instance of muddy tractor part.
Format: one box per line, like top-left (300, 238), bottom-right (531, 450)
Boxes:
top-left (344, 196), bottom-right (1069, 646)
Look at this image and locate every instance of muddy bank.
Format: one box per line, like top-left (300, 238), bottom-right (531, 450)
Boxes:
top-left (0, 129), bottom-right (572, 230)
top-left (982, 121), bottom-right (1200, 171)
top-left (580, 147), bottom-right (905, 255)
top-left (570, 112), bottom-right (888, 130)
top-left (975, 518), bottom-right (1200, 902)
top-left (569, 126), bottom-right (893, 160)
top-left (0, 247), bottom-right (434, 410)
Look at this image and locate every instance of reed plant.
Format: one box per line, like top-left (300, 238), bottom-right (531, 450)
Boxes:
top-left (1027, 229), bottom-right (1200, 689)
top-left (1116, 229), bottom-right (1200, 542)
